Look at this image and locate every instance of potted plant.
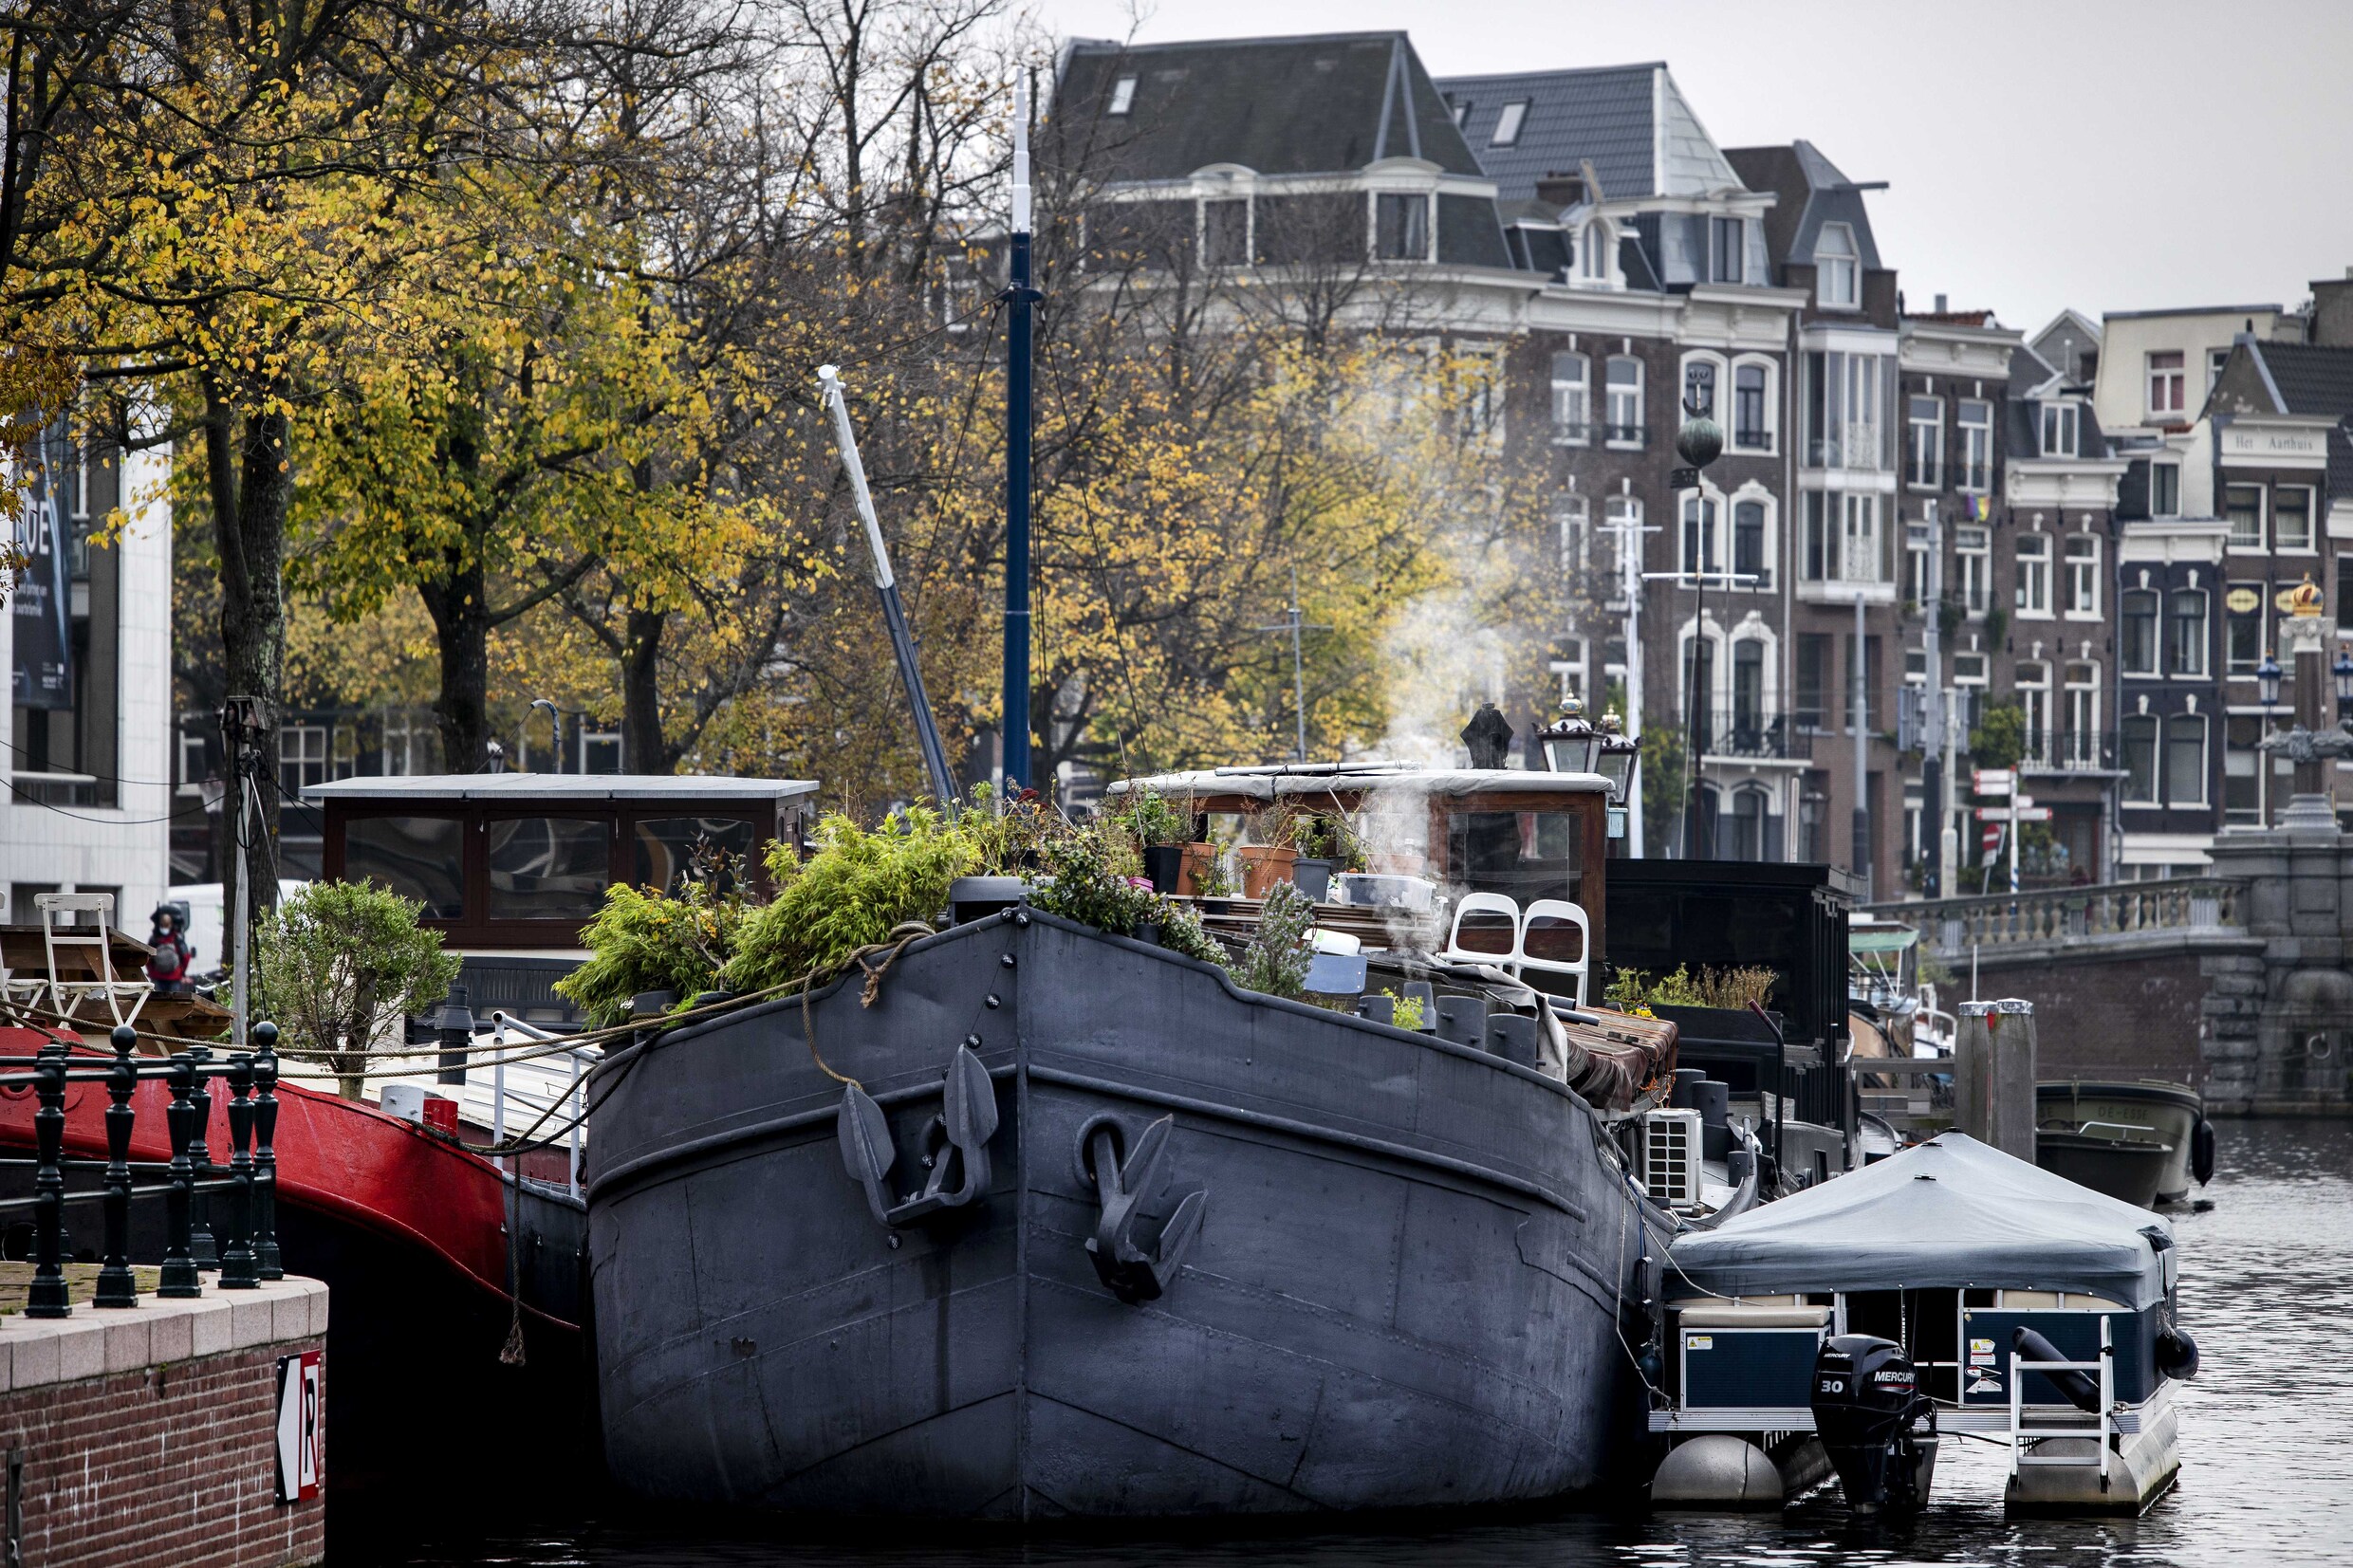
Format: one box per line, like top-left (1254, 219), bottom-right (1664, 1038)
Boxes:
top-left (1233, 807), bottom-right (1299, 899)
top-left (1288, 812), bottom-right (1361, 903)
top-left (1188, 850), bottom-right (1235, 904)
top-left (1119, 786), bottom-right (1191, 893)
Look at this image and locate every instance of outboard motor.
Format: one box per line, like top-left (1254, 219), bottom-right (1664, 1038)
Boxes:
top-left (1810, 1334), bottom-right (1938, 1513)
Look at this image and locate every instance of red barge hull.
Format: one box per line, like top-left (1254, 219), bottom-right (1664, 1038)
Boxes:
top-left (0, 1028), bottom-right (594, 1501)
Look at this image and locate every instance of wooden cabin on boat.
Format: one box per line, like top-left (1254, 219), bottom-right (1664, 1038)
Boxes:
top-left (305, 774), bottom-right (817, 1026)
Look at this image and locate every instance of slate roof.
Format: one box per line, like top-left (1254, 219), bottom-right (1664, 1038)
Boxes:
top-left (1432, 63), bottom-right (1742, 203)
top-left (2247, 341), bottom-right (2353, 416)
top-left (1056, 34), bottom-right (1480, 181)
top-left (1725, 140), bottom-right (1881, 270)
top-left (1434, 65), bottom-right (1657, 201)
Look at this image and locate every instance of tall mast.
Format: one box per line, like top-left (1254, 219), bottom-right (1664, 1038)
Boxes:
top-left (1001, 79), bottom-right (1038, 792)
top-left (818, 364), bottom-right (956, 805)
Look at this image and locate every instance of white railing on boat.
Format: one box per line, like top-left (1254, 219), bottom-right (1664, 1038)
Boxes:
top-left (490, 1010), bottom-right (591, 1201)
top-left (2009, 1315), bottom-right (2114, 1489)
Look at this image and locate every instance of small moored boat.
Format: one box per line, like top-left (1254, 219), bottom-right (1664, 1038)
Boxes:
top-left (2035, 1079), bottom-right (2214, 1208)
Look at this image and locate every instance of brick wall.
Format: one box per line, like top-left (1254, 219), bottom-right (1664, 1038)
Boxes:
top-left (0, 1281), bottom-right (327, 1568)
top-left (1967, 942), bottom-right (2216, 1086)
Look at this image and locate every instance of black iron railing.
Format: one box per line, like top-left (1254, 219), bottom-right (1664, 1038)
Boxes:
top-left (1695, 717), bottom-right (1814, 760)
top-left (0, 1024), bottom-right (283, 1316)
top-left (2017, 729), bottom-right (2118, 772)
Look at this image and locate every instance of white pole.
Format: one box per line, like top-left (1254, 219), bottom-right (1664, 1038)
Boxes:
top-left (1619, 508), bottom-right (1645, 856)
top-left (493, 1015), bottom-right (509, 1175)
top-left (2010, 800), bottom-right (2021, 895)
top-left (568, 1050), bottom-right (583, 1201)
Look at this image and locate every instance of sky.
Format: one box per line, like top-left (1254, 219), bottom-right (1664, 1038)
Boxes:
top-left (1033, 0), bottom-right (2353, 337)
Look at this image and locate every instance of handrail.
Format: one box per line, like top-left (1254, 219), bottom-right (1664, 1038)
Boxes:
top-left (1866, 877), bottom-right (2244, 953)
top-left (490, 1010), bottom-right (595, 1199)
top-left (2009, 1315), bottom-right (2113, 1491)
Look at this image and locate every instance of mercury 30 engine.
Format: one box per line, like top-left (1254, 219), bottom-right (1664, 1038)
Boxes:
top-left (1811, 1334), bottom-right (1938, 1513)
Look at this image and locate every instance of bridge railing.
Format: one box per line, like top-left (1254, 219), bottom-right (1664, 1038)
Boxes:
top-left (1866, 877), bottom-right (2245, 954)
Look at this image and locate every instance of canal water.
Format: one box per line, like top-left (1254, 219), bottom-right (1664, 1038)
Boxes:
top-left (351, 1118), bottom-right (2353, 1568)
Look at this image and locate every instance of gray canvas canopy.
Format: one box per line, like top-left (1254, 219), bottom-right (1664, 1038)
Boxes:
top-left (1670, 1134), bottom-right (2174, 1310)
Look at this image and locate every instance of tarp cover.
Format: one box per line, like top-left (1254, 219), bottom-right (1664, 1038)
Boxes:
top-left (1669, 1134), bottom-right (2173, 1310)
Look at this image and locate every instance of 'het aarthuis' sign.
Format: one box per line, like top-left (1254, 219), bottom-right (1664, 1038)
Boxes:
top-left (2220, 423), bottom-right (2329, 468)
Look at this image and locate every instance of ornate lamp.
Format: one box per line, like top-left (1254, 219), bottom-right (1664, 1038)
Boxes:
top-left (1595, 710), bottom-right (1640, 802)
top-left (1538, 693), bottom-right (1602, 776)
top-left (2333, 647), bottom-right (2353, 711)
top-left (2257, 650), bottom-right (2284, 710)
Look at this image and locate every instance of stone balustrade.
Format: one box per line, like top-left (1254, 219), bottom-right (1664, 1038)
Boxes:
top-left (1867, 878), bottom-right (2245, 956)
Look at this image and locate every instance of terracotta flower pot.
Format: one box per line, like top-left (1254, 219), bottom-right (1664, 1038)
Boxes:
top-left (1235, 845), bottom-right (1298, 899)
top-left (1176, 842), bottom-right (1220, 896)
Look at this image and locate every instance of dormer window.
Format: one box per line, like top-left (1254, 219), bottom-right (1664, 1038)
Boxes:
top-left (1710, 216), bottom-right (1745, 285)
top-left (2040, 401), bottom-right (2079, 458)
top-left (1447, 95), bottom-right (1471, 129)
top-left (1815, 222), bottom-right (1859, 308)
top-left (1107, 75), bottom-right (1137, 116)
top-left (1581, 221), bottom-right (1610, 282)
top-left (1491, 101), bottom-right (1529, 148)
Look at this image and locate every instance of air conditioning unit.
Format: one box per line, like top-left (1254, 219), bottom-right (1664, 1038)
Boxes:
top-left (1640, 1109), bottom-right (1704, 1208)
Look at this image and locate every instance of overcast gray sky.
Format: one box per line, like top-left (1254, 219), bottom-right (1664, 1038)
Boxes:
top-left (1037, 0), bottom-right (2353, 337)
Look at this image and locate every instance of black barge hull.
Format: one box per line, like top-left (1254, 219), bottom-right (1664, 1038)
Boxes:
top-left (585, 913), bottom-right (1649, 1518)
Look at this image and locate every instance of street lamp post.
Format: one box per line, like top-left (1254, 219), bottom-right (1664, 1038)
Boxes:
top-left (1671, 397), bottom-right (1724, 858)
top-left (2257, 576), bottom-right (2353, 830)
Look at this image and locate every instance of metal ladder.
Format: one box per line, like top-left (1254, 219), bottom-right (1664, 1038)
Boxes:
top-left (2008, 1315), bottom-right (2114, 1492)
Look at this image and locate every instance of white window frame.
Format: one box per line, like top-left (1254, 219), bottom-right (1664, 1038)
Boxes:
top-left (2040, 401), bottom-right (2079, 458)
top-left (2064, 534), bottom-right (2102, 619)
top-left (2121, 714), bottom-right (2160, 806)
top-left (1604, 355), bottom-right (1644, 447)
top-left (1839, 492), bottom-right (1885, 585)
top-left (1815, 222), bottom-right (1860, 308)
top-left (1729, 488), bottom-right (1774, 591)
top-left (1677, 615), bottom-right (1732, 729)
top-left (1954, 651), bottom-right (1990, 686)
top-left (2120, 587), bottom-right (2161, 676)
top-left (1710, 215), bottom-right (1745, 285)
top-left (2150, 461), bottom-right (2181, 518)
top-left (2275, 485), bottom-right (2317, 553)
top-left (1730, 356), bottom-right (1775, 452)
top-left (1550, 352), bottom-right (1590, 444)
top-left (1680, 351), bottom-right (1726, 424)
top-left (2225, 484), bottom-right (2266, 551)
top-left (1491, 101), bottom-right (1529, 148)
top-left (2165, 713), bottom-right (2209, 807)
top-left (2014, 533), bottom-right (2052, 618)
top-left (2168, 587), bottom-right (2209, 678)
top-left (1957, 399), bottom-right (1993, 494)
top-left (2064, 664), bottom-right (2100, 767)
top-left (1955, 525), bottom-right (1991, 615)
top-left (1557, 493), bottom-right (1589, 577)
top-left (1603, 494), bottom-right (1642, 595)
top-left (1679, 489), bottom-right (1724, 579)
top-left (1906, 394), bottom-right (1943, 491)
top-left (1581, 220), bottom-right (1614, 284)
top-left (2017, 661), bottom-right (2051, 762)
top-left (1107, 75), bottom-right (1138, 116)
top-left (2146, 351), bottom-right (2185, 417)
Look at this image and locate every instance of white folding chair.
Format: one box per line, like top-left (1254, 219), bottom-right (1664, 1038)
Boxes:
top-left (1515, 898), bottom-right (1593, 1008)
top-left (1441, 892), bottom-right (1523, 968)
top-left (34, 893), bottom-right (150, 1029)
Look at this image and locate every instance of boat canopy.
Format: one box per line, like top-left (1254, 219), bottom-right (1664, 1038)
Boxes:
top-left (304, 774), bottom-right (818, 802)
top-left (1849, 924), bottom-right (1918, 957)
top-left (1105, 767), bottom-right (1611, 802)
top-left (1669, 1134), bottom-right (2174, 1310)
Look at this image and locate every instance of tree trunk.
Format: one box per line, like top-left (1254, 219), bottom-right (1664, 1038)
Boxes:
top-left (204, 384), bottom-right (288, 933)
top-left (418, 551), bottom-right (494, 771)
top-left (621, 605), bottom-right (670, 774)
